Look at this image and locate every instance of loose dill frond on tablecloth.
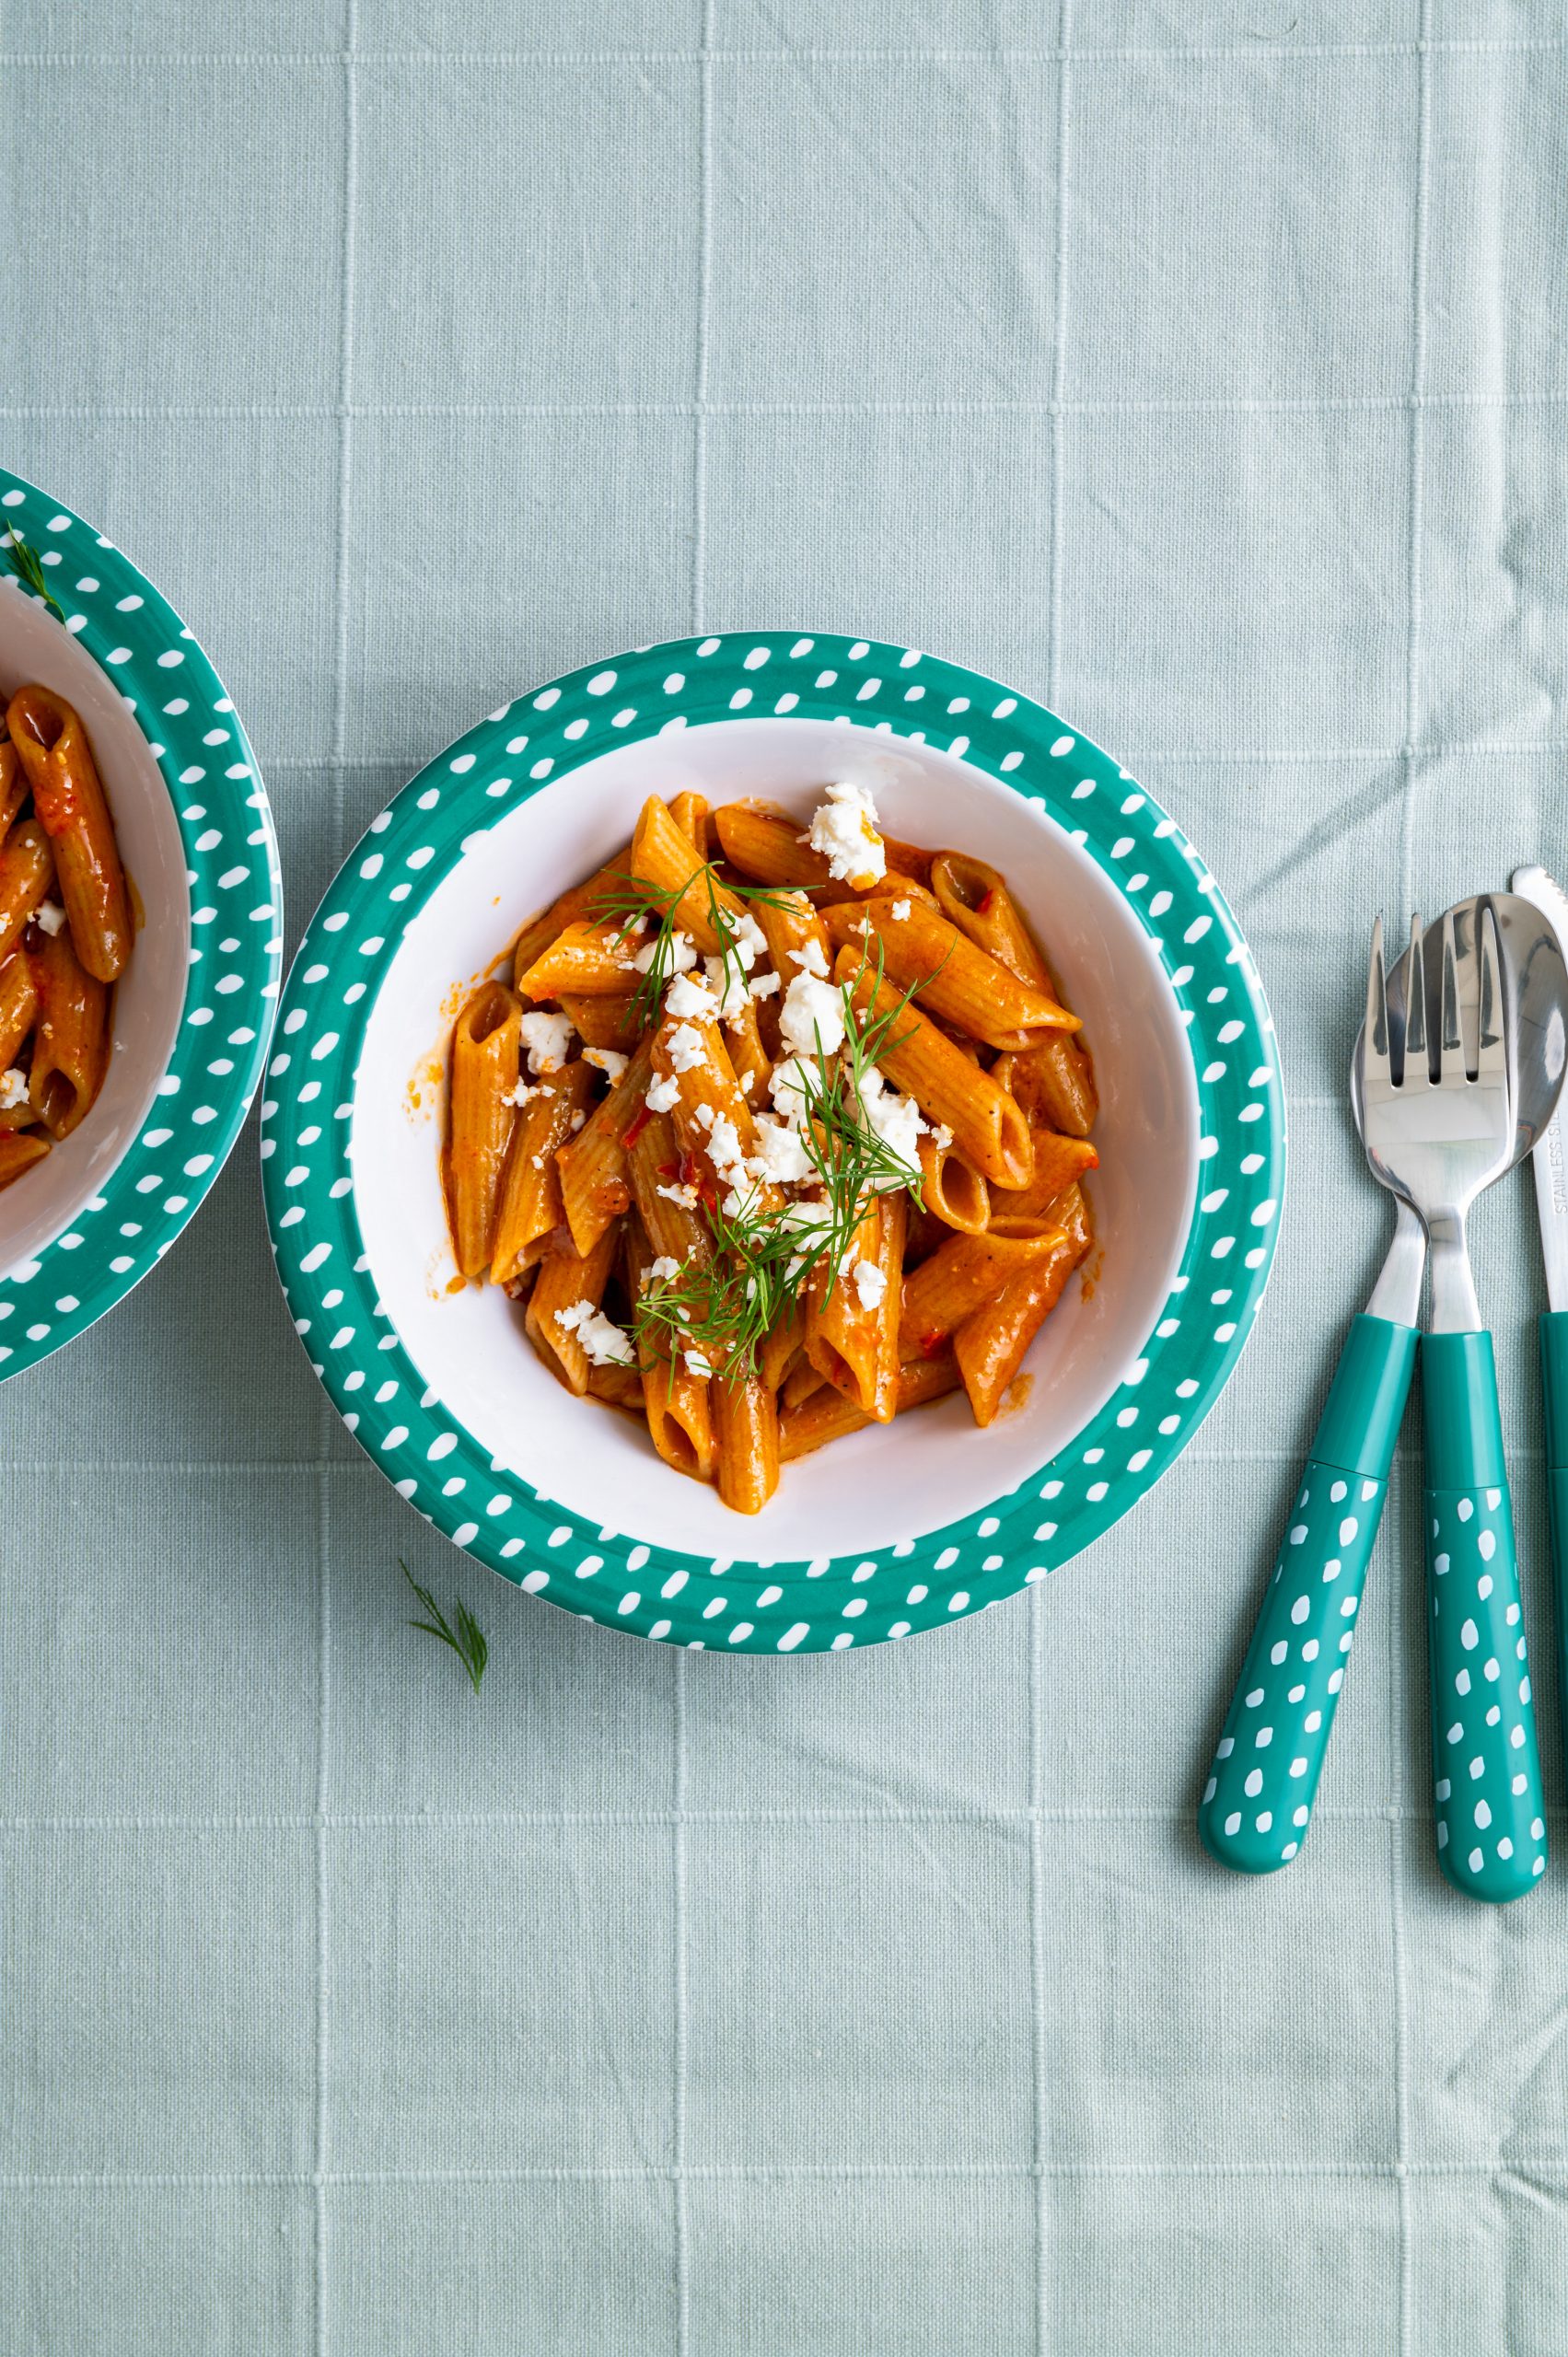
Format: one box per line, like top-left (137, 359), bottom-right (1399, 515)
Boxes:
top-left (401, 1560), bottom-right (489, 1695)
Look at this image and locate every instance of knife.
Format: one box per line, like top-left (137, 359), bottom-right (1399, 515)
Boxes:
top-left (1509, 863), bottom-right (1568, 1776)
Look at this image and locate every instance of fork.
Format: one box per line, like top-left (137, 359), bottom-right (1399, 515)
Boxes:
top-left (1411, 907), bottom-right (1547, 1900)
top-left (1198, 916), bottom-right (1423, 1875)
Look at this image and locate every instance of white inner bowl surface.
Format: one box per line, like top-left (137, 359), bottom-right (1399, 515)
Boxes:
top-left (0, 589), bottom-right (192, 1273)
top-left (353, 719), bottom-right (1200, 1562)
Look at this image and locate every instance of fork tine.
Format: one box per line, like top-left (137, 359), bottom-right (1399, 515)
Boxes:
top-left (1405, 910), bottom-right (1425, 1080)
top-left (1477, 900), bottom-right (1507, 1081)
top-left (1438, 907), bottom-right (1463, 1074)
top-left (1363, 912), bottom-right (1390, 1078)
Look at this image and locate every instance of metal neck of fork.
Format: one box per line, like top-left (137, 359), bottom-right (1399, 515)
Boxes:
top-left (1426, 1206), bottom-right (1481, 1334)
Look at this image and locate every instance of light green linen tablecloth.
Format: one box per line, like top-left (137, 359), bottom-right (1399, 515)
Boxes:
top-left (5, 3), bottom-right (1568, 2349)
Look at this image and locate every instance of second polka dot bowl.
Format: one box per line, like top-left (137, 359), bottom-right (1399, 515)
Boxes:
top-left (0, 464), bottom-right (281, 1382)
top-left (261, 633), bottom-right (1283, 1653)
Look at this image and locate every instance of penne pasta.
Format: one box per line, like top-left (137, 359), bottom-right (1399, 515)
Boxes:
top-left (713, 801), bottom-right (935, 896)
top-left (491, 1062), bottom-right (596, 1285)
top-left (0, 947), bottom-right (40, 1067)
top-left (510, 845), bottom-right (635, 984)
top-left (954, 1185), bottom-right (1093, 1424)
top-left (0, 740), bottom-right (27, 838)
top-left (823, 898), bottom-right (1079, 1051)
top-left (525, 1224), bottom-right (622, 1396)
top-left (447, 981), bottom-right (522, 1276)
top-left (6, 685), bottom-right (132, 983)
top-left (0, 1129), bottom-right (50, 1189)
top-left (780, 1348), bottom-right (962, 1462)
top-left (442, 774), bottom-right (1100, 1509)
top-left (28, 923), bottom-right (108, 1137)
top-left (0, 816), bottom-right (53, 962)
top-left (712, 1365), bottom-right (781, 1515)
top-left (834, 948), bottom-right (1034, 1190)
top-left (555, 1035), bottom-right (654, 1258)
top-left (915, 1132), bottom-right (990, 1235)
top-left (516, 918), bottom-right (642, 999)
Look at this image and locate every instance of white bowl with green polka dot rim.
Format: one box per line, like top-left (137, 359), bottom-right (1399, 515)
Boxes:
top-left (261, 631), bottom-right (1283, 1653)
top-left (0, 464), bottom-right (281, 1378)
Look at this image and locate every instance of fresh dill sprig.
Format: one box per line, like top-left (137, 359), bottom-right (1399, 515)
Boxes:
top-left (2, 520), bottom-right (66, 623)
top-left (401, 1559), bottom-right (489, 1695)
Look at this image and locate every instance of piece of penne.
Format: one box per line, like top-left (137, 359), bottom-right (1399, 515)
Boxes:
top-left (447, 981), bottom-right (523, 1277)
top-left (721, 996), bottom-right (772, 1106)
top-left (525, 1225), bottom-right (622, 1396)
top-left (28, 923), bottom-right (108, 1137)
top-left (0, 817), bottom-right (53, 963)
top-left (516, 918), bottom-right (641, 999)
top-left (713, 801), bottom-right (935, 896)
top-left (712, 1366), bottom-right (781, 1515)
top-left (804, 1193), bottom-right (905, 1422)
top-left (823, 899), bottom-right (1079, 1051)
top-left (916, 1132), bottom-right (990, 1234)
top-left (559, 991), bottom-right (642, 1051)
top-left (899, 1226), bottom-right (1065, 1362)
top-left (586, 1362), bottom-right (645, 1411)
top-left (668, 790), bottom-right (711, 856)
top-left (555, 1035), bottom-right (654, 1257)
top-left (510, 844), bottom-right (635, 984)
top-left (933, 852), bottom-right (1099, 1138)
top-left (779, 1348), bottom-right (961, 1462)
top-left (835, 948), bottom-right (1033, 1189)
top-left (630, 795), bottom-right (749, 956)
top-left (990, 1039), bottom-right (1098, 1143)
top-left (650, 1013), bottom-right (772, 1209)
top-left (758, 1298), bottom-right (806, 1393)
top-left (6, 686), bottom-right (132, 984)
top-left (626, 1220), bottom-right (718, 1483)
top-left (0, 740), bottom-right (26, 838)
top-left (491, 1062), bottom-right (596, 1286)
top-left (626, 1106), bottom-right (714, 1268)
top-left (0, 1129), bottom-right (50, 1190)
top-left (988, 1128), bottom-right (1099, 1226)
top-left (0, 947), bottom-right (39, 1066)
top-left (954, 1186), bottom-right (1093, 1424)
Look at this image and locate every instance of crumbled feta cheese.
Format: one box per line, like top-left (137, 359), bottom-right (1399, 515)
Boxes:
top-left (504, 1077), bottom-right (543, 1109)
top-left (35, 900), bottom-right (66, 937)
top-left (644, 1074), bottom-right (681, 1115)
top-left (648, 1255), bottom-right (682, 1283)
top-left (934, 1123), bottom-right (955, 1151)
top-left (665, 969), bottom-right (720, 1022)
top-left (581, 1046), bottom-right (629, 1084)
top-left (706, 1112), bottom-right (746, 1178)
top-left (683, 1349), bottom-right (714, 1380)
top-left (748, 967), bottom-right (781, 1001)
top-left (720, 910), bottom-right (767, 970)
top-left (787, 938), bottom-right (830, 978)
top-left (656, 1179), bottom-right (701, 1210)
top-left (519, 1009), bottom-right (575, 1074)
top-left (632, 928), bottom-right (697, 977)
top-left (664, 1022), bottom-right (706, 1074)
top-left (805, 781), bottom-right (886, 887)
top-left (857, 1065), bottom-right (927, 1182)
top-left (702, 954), bottom-right (751, 1022)
top-left (770, 1055), bottom-right (817, 1127)
top-left (889, 898), bottom-right (912, 922)
top-left (858, 1260), bottom-right (893, 1315)
top-left (748, 1115), bottom-right (815, 1186)
top-left (779, 969), bottom-right (846, 1061)
top-left (0, 1067), bottom-right (27, 1110)
top-left (569, 1109), bottom-right (587, 1132)
top-left (556, 1298), bottom-right (635, 1366)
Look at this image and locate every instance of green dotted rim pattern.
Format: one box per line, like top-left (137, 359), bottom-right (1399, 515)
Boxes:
top-left (261, 633), bottom-right (1284, 1654)
top-left (0, 463), bottom-right (282, 1381)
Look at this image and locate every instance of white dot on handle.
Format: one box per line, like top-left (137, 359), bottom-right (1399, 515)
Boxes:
top-left (1338, 1518), bottom-right (1357, 1545)
top-left (1217, 1737), bottom-right (1234, 1759)
top-left (1245, 1688), bottom-right (1263, 1707)
top-left (1498, 1838), bottom-right (1515, 1860)
top-left (1293, 1805), bottom-right (1308, 1827)
top-left (1532, 1817), bottom-right (1545, 1840)
top-left (1478, 1529), bottom-right (1496, 1562)
top-left (1224, 1812), bottom-right (1241, 1837)
top-left (1458, 1499), bottom-right (1474, 1522)
top-left (1512, 1725), bottom-right (1526, 1749)
top-left (1460, 1619), bottom-right (1479, 1651)
top-left (1289, 1757), bottom-right (1307, 1777)
top-left (1304, 1711), bottom-right (1322, 1733)
top-left (1290, 1597), bottom-right (1308, 1625)
top-left (1330, 1480), bottom-right (1347, 1503)
top-left (1255, 1813), bottom-right (1272, 1832)
top-left (1245, 1770), bottom-right (1262, 1796)
top-left (1270, 1641), bottom-right (1288, 1665)
top-left (1478, 1573), bottom-right (1493, 1599)
top-left (1469, 1847), bottom-right (1484, 1872)
top-left (1513, 1774), bottom-right (1527, 1795)
top-left (1469, 1756), bottom-right (1484, 1780)
top-left (1475, 1799), bottom-right (1493, 1829)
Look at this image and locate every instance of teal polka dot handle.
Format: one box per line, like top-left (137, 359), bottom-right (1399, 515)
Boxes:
top-left (1200, 1315), bottom-right (1417, 1875)
top-left (1423, 1331), bottom-right (1547, 1903)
